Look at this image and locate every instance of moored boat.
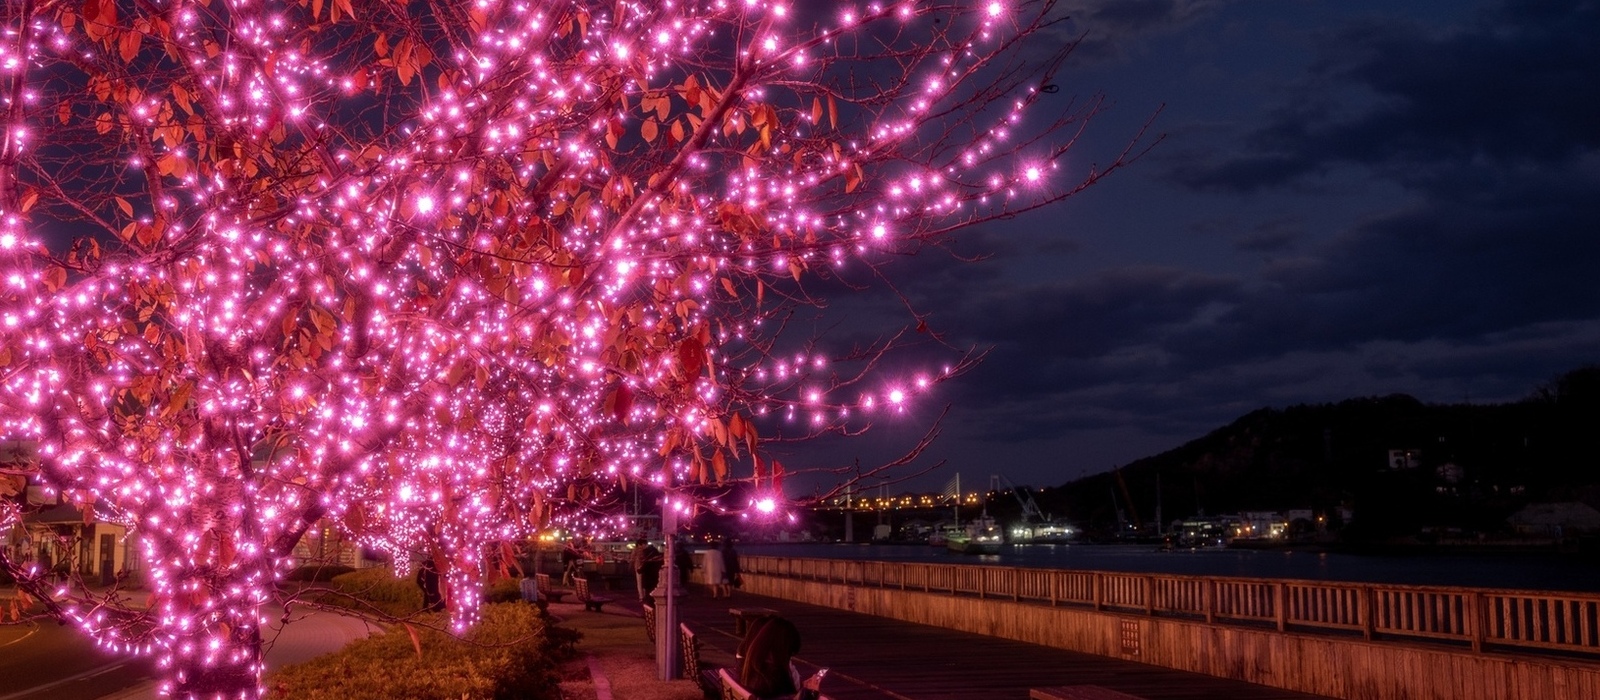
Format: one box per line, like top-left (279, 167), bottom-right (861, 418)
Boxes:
top-left (927, 522), bottom-right (961, 547)
top-left (947, 514), bottom-right (1004, 554)
top-left (1009, 520), bottom-right (1079, 545)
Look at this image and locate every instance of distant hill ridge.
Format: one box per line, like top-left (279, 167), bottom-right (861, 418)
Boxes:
top-left (1038, 366), bottom-right (1600, 539)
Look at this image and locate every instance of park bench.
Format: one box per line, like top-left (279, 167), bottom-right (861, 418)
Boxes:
top-left (1030, 686), bottom-right (1147, 700)
top-left (534, 573), bottom-right (570, 603)
top-left (518, 577), bottom-right (550, 615)
top-left (728, 606), bottom-right (779, 635)
top-left (717, 663), bottom-right (829, 700)
top-left (682, 623), bottom-right (724, 698)
top-left (718, 668), bottom-right (753, 700)
top-left (575, 576), bottom-right (614, 612)
top-left (642, 601), bottom-right (656, 642)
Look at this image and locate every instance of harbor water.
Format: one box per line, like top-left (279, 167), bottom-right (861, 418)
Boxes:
top-left (738, 542), bottom-right (1600, 592)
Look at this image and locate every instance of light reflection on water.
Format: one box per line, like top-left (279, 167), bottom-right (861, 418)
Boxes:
top-left (738, 542), bottom-right (1600, 592)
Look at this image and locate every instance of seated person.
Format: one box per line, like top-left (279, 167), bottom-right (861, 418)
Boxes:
top-left (736, 615), bottom-right (802, 698)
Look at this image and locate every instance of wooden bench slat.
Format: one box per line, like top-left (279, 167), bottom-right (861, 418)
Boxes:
top-left (728, 606), bottom-right (780, 635)
top-left (719, 668), bottom-right (754, 700)
top-left (682, 623), bottom-right (722, 698)
top-left (534, 573), bottom-right (571, 603)
top-left (1031, 685), bottom-right (1147, 700)
top-left (576, 577), bottom-right (615, 612)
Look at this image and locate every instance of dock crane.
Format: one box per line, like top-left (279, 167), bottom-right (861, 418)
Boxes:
top-left (1112, 465), bottom-right (1143, 532)
top-left (990, 474), bottom-right (1045, 523)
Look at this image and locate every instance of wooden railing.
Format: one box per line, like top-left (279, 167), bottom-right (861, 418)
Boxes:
top-left (741, 555), bottom-right (1600, 657)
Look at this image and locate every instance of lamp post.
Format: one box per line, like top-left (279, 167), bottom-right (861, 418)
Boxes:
top-left (655, 497), bottom-right (681, 680)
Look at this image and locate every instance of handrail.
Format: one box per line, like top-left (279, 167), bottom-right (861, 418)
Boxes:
top-left (740, 555), bottom-right (1600, 658)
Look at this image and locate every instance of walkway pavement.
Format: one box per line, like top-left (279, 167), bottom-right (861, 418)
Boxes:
top-left (549, 598), bottom-right (701, 700)
top-left (11, 584), bottom-right (1337, 699)
top-left (560, 589), bottom-right (1334, 700)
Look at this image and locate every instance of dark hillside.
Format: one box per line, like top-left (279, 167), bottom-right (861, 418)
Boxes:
top-left (1035, 366), bottom-right (1600, 540)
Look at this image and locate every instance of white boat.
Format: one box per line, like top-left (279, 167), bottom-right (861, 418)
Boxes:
top-left (927, 522), bottom-right (962, 547)
top-left (947, 514), bottom-right (1004, 555)
top-left (1009, 520), bottom-right (1079, 545)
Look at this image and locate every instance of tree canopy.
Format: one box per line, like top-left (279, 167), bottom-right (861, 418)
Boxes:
top-left (0, 0), bottom-right (1141, 696)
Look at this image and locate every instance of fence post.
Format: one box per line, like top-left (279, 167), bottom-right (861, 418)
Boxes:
top-left (1012, 568), bottom-right (1021, 603)
top-left (1361, 586), bottom-right (1376, 640)
top-left (978, 567), bottom-right (986, 599)
top-left (1093, 574), bottom-right (1103, 611)
top-left (1050, 571), bottom-right (1058, 607)
top-left (1470, 592), bottom-right (1485, 653)
top-left (1275, 582), bottom-right (1288, 632)
top-left (1205, 579), bottom-right (1216, 624)
top-left (1145, 576), bottom-right (1155, 616)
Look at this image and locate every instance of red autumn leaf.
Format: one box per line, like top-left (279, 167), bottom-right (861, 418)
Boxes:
top-left (404, 623), bottom-right (423, 659)
top-left (677, 336), bottom-right (704, 377)
top-left (611, 382), bottom-right (633, 423)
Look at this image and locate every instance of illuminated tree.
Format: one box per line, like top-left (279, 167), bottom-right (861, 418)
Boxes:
top-left (0, 0), bottom-right (1147, 696)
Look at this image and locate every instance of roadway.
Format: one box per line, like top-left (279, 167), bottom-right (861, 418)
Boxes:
top-left (0, 619), bottom-right (153, 700)
top-left (0, 605), bottom-right (379, 700)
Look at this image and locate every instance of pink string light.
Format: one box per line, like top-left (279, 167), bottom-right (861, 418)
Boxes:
top-left (0, 1), bottom-right (1110, 696)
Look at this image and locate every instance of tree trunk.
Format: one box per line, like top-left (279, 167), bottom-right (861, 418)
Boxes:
top-left (146, 505), bottom-right (274, 699)
top-left (169, 618), bottom-right (263, 699)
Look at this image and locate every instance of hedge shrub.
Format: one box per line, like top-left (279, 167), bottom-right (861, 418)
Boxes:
top-left (484, 577), bottom-right (523, 603)
top-left (268, 603), bottom-right (574, 700)
top-left (314, 565), bottom-right (424, 617)
top-left (285, 564), bottom-right (357, 582)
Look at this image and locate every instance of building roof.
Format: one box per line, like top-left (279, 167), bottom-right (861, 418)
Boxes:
top-left (1506, 502), bottom-right (1600, 531)
top-left (24, 503), bottom-right (98, 525)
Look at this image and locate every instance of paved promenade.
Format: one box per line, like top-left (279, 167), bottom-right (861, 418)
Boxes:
top-left (4, 583), bottom-right (1340, 699)
top-left (666, 591), bottom-right (1334, 700)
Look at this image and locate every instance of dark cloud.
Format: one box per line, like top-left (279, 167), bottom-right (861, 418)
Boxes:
top-left (1232, 217), bottom-right (1303, 252)
top-left (920, 266), bottom-right (1240, 438)
top-left (1072, 0), bottom-right (1224, 34)
top-left (1046, 0), bottom-right (1231, 64)
top-left (1034, 237), bottom-right (1084, 255)
top-left (1169, 173), bottom-right (1600, 367)
top-left (788, 1), bottom-right (1600, 489)
top-left (1189, 216), bottom-right (1303, 252)
top-left (962, 266), bottom-right (1238, 359)
top-left (909, 168), bottom-right (1600, 457)
top-left (1170, 0), bottom-right (1600, 192)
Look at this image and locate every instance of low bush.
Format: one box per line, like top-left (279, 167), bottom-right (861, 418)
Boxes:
top-left (284, 564), bottom-right (356, 582)
top-left (268, 603), bottom-right (575, 700)
top-left (314, 565), bottom-right (424, 617)
top-left (484, 577), bottom-right (523, 603)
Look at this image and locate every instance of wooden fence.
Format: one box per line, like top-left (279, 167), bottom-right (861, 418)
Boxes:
top-left (740, 555), bottom-right (1600, 657)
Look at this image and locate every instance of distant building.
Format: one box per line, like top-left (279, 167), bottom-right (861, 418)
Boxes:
top-left (1506, 502), bottom-right (1600, 536)
top-left (1387, 448), bottom-right (1423, 469)
top-left (4, 439), bottom-right (380, 581)
top-left (17, 501), bottom-right (136, 585)
top-left (1174, 516), bottom-right (1240, 546)
top-left (289, 520), bottom-right (377, 569)
top-left (1, 440), bottom-right (140, 584)
top-left (1238, 511), bottom-right (1289, 539)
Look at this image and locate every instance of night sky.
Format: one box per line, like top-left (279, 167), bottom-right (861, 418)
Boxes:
top-left (784, 0), bottom-right (1600, 494)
